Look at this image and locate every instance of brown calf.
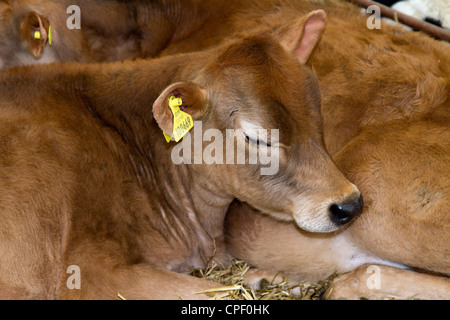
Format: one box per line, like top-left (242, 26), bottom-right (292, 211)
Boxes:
top-left (0, 11), bottom-right (361, 299)
top-left (2, 0), bottom-right (449, 299)
top-left (223, 1), bottom-right (450, 299)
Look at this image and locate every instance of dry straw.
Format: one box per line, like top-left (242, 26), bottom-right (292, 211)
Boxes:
top-left (191, 260), bottom-right (337, 300)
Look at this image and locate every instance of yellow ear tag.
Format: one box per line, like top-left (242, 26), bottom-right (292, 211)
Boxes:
top-left (163, 96), bottom-right (194, 143)
top-left (48, 25), bottom-right (52, 46)
top-left (33, 30), bottom-right (41, 40)
top-left (163, 130), bottom-right (172, 143)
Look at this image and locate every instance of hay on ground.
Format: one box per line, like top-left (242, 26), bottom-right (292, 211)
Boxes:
top-left (191, 260), bottom-right (337, 300)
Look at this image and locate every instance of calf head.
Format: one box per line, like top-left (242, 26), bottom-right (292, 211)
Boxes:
top-left (153, 10), bottom-right (362, 233)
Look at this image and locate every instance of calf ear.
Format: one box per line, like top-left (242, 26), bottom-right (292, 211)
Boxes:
top-left (20, 12), bottom-right (51, 59)
top-left (153, 81), bottom-right (208, 134)
top-left (274, 10), bottom-right (326, 64)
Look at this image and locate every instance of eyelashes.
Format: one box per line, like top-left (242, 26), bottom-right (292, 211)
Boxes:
top-left (243, 132), bottom-right (271, 147)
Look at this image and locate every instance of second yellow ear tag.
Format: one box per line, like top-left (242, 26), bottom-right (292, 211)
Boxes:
top-left (163, 96), bottom-right (194, 143)
top-left (33, 26), bottom-right (52, 45)
top-left (48, 25), bottom-right (52, 46)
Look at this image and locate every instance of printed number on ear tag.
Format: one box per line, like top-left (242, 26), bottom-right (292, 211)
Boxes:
top-left (163, 96), bottom-right (194, 143)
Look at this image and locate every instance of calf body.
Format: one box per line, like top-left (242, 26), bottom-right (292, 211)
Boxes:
top-left (0, 12), bottom-right (361, 299)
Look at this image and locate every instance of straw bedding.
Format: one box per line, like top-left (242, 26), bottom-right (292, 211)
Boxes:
top-left (190, 260), bottom-right (337, 300)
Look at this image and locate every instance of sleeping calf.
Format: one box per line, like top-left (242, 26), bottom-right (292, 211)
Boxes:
top-left (0, 11), bottom-right (361, 299)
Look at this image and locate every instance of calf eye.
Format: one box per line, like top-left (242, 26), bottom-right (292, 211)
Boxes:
top-left (243, 132), bottom-right (271, 147)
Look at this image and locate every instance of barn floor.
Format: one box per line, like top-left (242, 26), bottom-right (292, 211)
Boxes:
top-left (190, 260), bottom-right (336, 300)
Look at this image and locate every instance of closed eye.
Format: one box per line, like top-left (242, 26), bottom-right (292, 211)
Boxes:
top-left (244, 132), bottom-right (271, 147)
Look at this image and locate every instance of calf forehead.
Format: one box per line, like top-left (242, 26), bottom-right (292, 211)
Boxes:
top-left (203, 35), bottom-right (322, 136)
top-left (210, 39), bottom-right (298, 100)
top-left (214, 63), bottom-right (317, 121)
top-left (218, 35), bottom-right (279, 67)
top-left (216, 35), bottom-right (299, 82)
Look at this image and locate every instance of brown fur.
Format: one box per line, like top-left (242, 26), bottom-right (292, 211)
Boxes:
top-left (1, 0), bottom-right (449, 299)
top-left (222, 1), bottom-right (450, 299)
top-left (0, 0), bottom-right (246, 68)
top-left (140, 0), bottom-right (450, 298)
top-left (0, 13), bottom-right (362, 299)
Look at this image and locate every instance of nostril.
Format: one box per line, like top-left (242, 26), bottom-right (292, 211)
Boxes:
top-left (329, 203), bottom-right (351, 225)
top-left (329, 195), bottom-right (364, 225)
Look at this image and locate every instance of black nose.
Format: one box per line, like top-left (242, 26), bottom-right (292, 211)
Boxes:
top-left (329, 195), bottom-right (363, 226)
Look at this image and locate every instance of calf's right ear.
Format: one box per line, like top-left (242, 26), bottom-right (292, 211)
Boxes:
top-left (153, 81), bottom-right (208, 135)
top-left (20, 12), bottom-right (51, 59)
top-left (274, 10), bottom-right (327, 64)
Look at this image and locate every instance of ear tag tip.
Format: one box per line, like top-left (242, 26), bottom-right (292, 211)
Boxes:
top-left (33, 30), bottom-right (41, 40)
top-left (168, 96), bottom-right (183, 109)
top-left (163, 131), bottom-right (172, 143)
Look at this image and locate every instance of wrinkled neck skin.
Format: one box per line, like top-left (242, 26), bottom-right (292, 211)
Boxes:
top-left (81, 51), bottom-right (234, 268)
top-left (154, 164), bottom-right (233, 268)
